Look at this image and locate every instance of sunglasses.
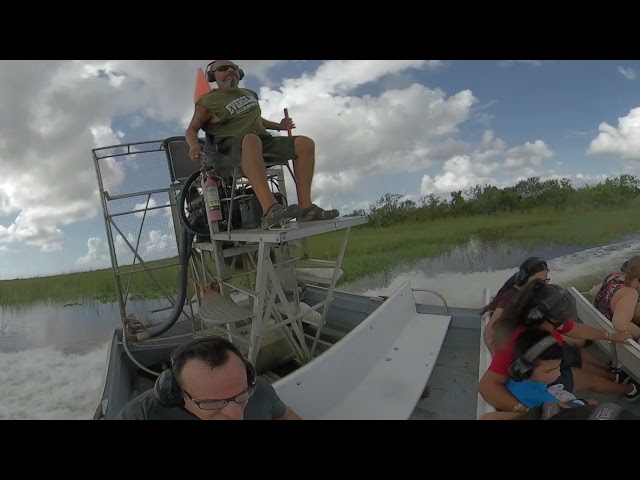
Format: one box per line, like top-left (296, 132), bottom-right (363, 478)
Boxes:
top-left (212, 65), bottom-right (240, 73)
top-left (181, 384), bottom-right (255, 411)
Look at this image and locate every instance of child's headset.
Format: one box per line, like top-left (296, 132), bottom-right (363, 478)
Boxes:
top-left (206, 60), bottom-right (245, 83)
top-left (154, 335), bottom-right (256, 408)
top-left (508, 335), bottom-right (559, 382)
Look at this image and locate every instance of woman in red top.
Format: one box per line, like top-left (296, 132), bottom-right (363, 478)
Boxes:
top-left (478, 279), bottom-right (637, 413)
top-left (483, 257), bottom-right (617, 381)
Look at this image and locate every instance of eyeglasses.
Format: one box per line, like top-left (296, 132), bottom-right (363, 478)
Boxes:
top-left (181, 384), bottom-right (255, 411)
top-left (213, 65), bottom-right (239, 73)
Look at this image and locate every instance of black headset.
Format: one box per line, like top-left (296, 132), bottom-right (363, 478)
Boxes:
top-left (524, 286), bottom-right (572, 328)
top-left (206, 60), bottom-right (245, 83)
top-left (154, 335), bottom-right (256, 408)
top-left (514, 257), bottom-right (548, 286)
top-left (508, 335), bottom-right (559, 382)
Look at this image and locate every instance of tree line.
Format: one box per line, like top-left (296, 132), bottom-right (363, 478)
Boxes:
top-left (346, 174), bottom-right (640, 228)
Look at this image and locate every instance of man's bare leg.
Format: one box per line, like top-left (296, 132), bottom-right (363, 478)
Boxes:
top-left (292, 136), bottom-right (315, 210)
top-left (241, 133), bottom-right (278, 211)
top-left (291, 136), bottom-right (339, 221)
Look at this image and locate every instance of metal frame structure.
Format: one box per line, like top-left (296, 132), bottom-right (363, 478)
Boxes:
top-left (92, 140), bottom-right (193, 328)
top-left (195, 217), bottom-right (365, 365)
top-left (91, 138), bottom-right (367, 366)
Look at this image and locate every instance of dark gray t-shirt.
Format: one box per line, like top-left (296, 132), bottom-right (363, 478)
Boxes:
top-left (113, 377), bottom-right (287, 420)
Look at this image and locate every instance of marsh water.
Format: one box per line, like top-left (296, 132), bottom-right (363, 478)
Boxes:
top-left (2, 233), bottom-right (640, 419)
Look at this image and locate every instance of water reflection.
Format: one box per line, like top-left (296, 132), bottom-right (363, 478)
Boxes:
top-left (0, 297), bottom-right (171, 352)
top-left (344, 235), bottom-right (597, 295)
top-left (3, 234), bottom-right (640, 350)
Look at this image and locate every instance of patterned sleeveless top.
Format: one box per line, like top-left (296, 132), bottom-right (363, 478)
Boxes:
top-left (593, 273), bottom-right (626, 321)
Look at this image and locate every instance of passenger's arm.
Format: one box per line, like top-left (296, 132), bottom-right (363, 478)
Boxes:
top-left (185, 105), bottom-right (214, 158)
top-left (612, 289), bottom-right (640, 337)
top-left (588, 282), bottom-right (603, 299)
top-left (564, 322), bottom-right (632, 344)
top-left (478, 370), bottom-right (528, 413)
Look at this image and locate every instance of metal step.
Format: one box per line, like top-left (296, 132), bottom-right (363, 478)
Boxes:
top-left (199, 290), bottom-right (254, 326)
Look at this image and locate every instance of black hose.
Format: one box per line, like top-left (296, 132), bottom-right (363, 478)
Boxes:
top-left (136, 225), bottom-right (194, 341)
top-left (177, 169), bottom-right (210, 238)
top-left (137, 165), bottom-right (215, 340)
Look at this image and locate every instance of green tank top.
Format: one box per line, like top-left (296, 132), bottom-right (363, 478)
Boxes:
top-left (197, 88), bottom-right (269, 143)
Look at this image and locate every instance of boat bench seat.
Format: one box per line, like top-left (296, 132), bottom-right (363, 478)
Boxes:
top-left (272, 280), bottom-right (451, 420)
top-left (569, 287), bottom-right (640, 383)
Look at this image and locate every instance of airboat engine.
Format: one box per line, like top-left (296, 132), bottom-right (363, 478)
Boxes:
top-left (177, 152), bottom-right (286, 239)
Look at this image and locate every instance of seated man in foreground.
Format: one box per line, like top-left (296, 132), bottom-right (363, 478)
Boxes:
top-left (186, 59), bottom-right (339, 229)
top-left (114, 335), bottom-right (301, 420)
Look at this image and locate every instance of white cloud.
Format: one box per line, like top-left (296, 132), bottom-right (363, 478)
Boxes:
top-left (503, 140), bottom-right (554, 169)
top-left (587, 107), bottom-right (640, 160)
top-left (419, 132), bottom-right (554, 197)
top-left (421, 155), bottom-right (494, 196)
top-left (618, 66), bottom-right (636, 80)
top-left (76, 228), bottom-right (177, 271)
top-left (76, 237), bottom-right (110, 266)
top-left (256, 61), bottom-right (478, 203)
top-left (497, 60), bottom-right (547, 68)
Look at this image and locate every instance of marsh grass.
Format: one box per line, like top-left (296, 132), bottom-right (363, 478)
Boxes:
top-left (2, 206), bottom-right (639, 307)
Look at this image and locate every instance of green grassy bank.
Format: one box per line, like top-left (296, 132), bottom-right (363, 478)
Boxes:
top-left (1, 205), bottom-right (639, 307)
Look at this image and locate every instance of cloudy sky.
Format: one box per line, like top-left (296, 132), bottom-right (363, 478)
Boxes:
top-left (1, 59), bottom-right (640, 280)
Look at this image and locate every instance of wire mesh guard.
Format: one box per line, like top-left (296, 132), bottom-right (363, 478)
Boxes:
top-left (92, 140), bottom-right (190, 322)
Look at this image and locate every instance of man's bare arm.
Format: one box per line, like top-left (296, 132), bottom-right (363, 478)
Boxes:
top-left (186, 106), bottom-right (213, 147)
top-left (261, 117), bottom-right (282, 131)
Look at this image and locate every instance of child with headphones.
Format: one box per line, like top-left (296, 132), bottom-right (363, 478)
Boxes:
top-left (478, 279), bottom-right (638, 414)
top-left (507, 329), bottom-right (596, 410)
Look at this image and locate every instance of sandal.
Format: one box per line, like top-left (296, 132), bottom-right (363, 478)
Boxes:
top-left (296, 204), bottom-right (340, 222)
top-left (261, 203), bottom-right (302, 230)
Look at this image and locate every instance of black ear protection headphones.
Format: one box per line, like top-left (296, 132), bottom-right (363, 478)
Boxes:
top-left (524, 286), bottom-right (572, 328)
top-left (514, 257), bottom-right (548, 286)
top-left (508, 335), bottom-right (559, 382)
top-left (154, 335), bottom-right (256, 408)
top-left (206, 60), bottom-right (245, 83)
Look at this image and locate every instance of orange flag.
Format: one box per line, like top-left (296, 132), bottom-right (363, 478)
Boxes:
top-left (194, 68), bottom-right (211, 104)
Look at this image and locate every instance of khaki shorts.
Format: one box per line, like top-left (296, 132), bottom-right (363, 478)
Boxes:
top-left (217, 134), bottom-right (297, 170)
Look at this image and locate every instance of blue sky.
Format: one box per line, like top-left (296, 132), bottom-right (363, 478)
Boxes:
top-left (1, 59), bottom-right (639, 280)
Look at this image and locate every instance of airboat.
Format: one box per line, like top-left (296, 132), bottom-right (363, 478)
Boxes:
top-left (88, 71), bottom-right (640, 421)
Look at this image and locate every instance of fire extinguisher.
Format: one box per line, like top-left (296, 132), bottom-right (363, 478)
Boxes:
top-left (203, 172), bottom-right (222, 222)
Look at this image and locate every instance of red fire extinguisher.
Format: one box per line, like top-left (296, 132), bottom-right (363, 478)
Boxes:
top-left (203, 172), bottom-right (222, 222)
